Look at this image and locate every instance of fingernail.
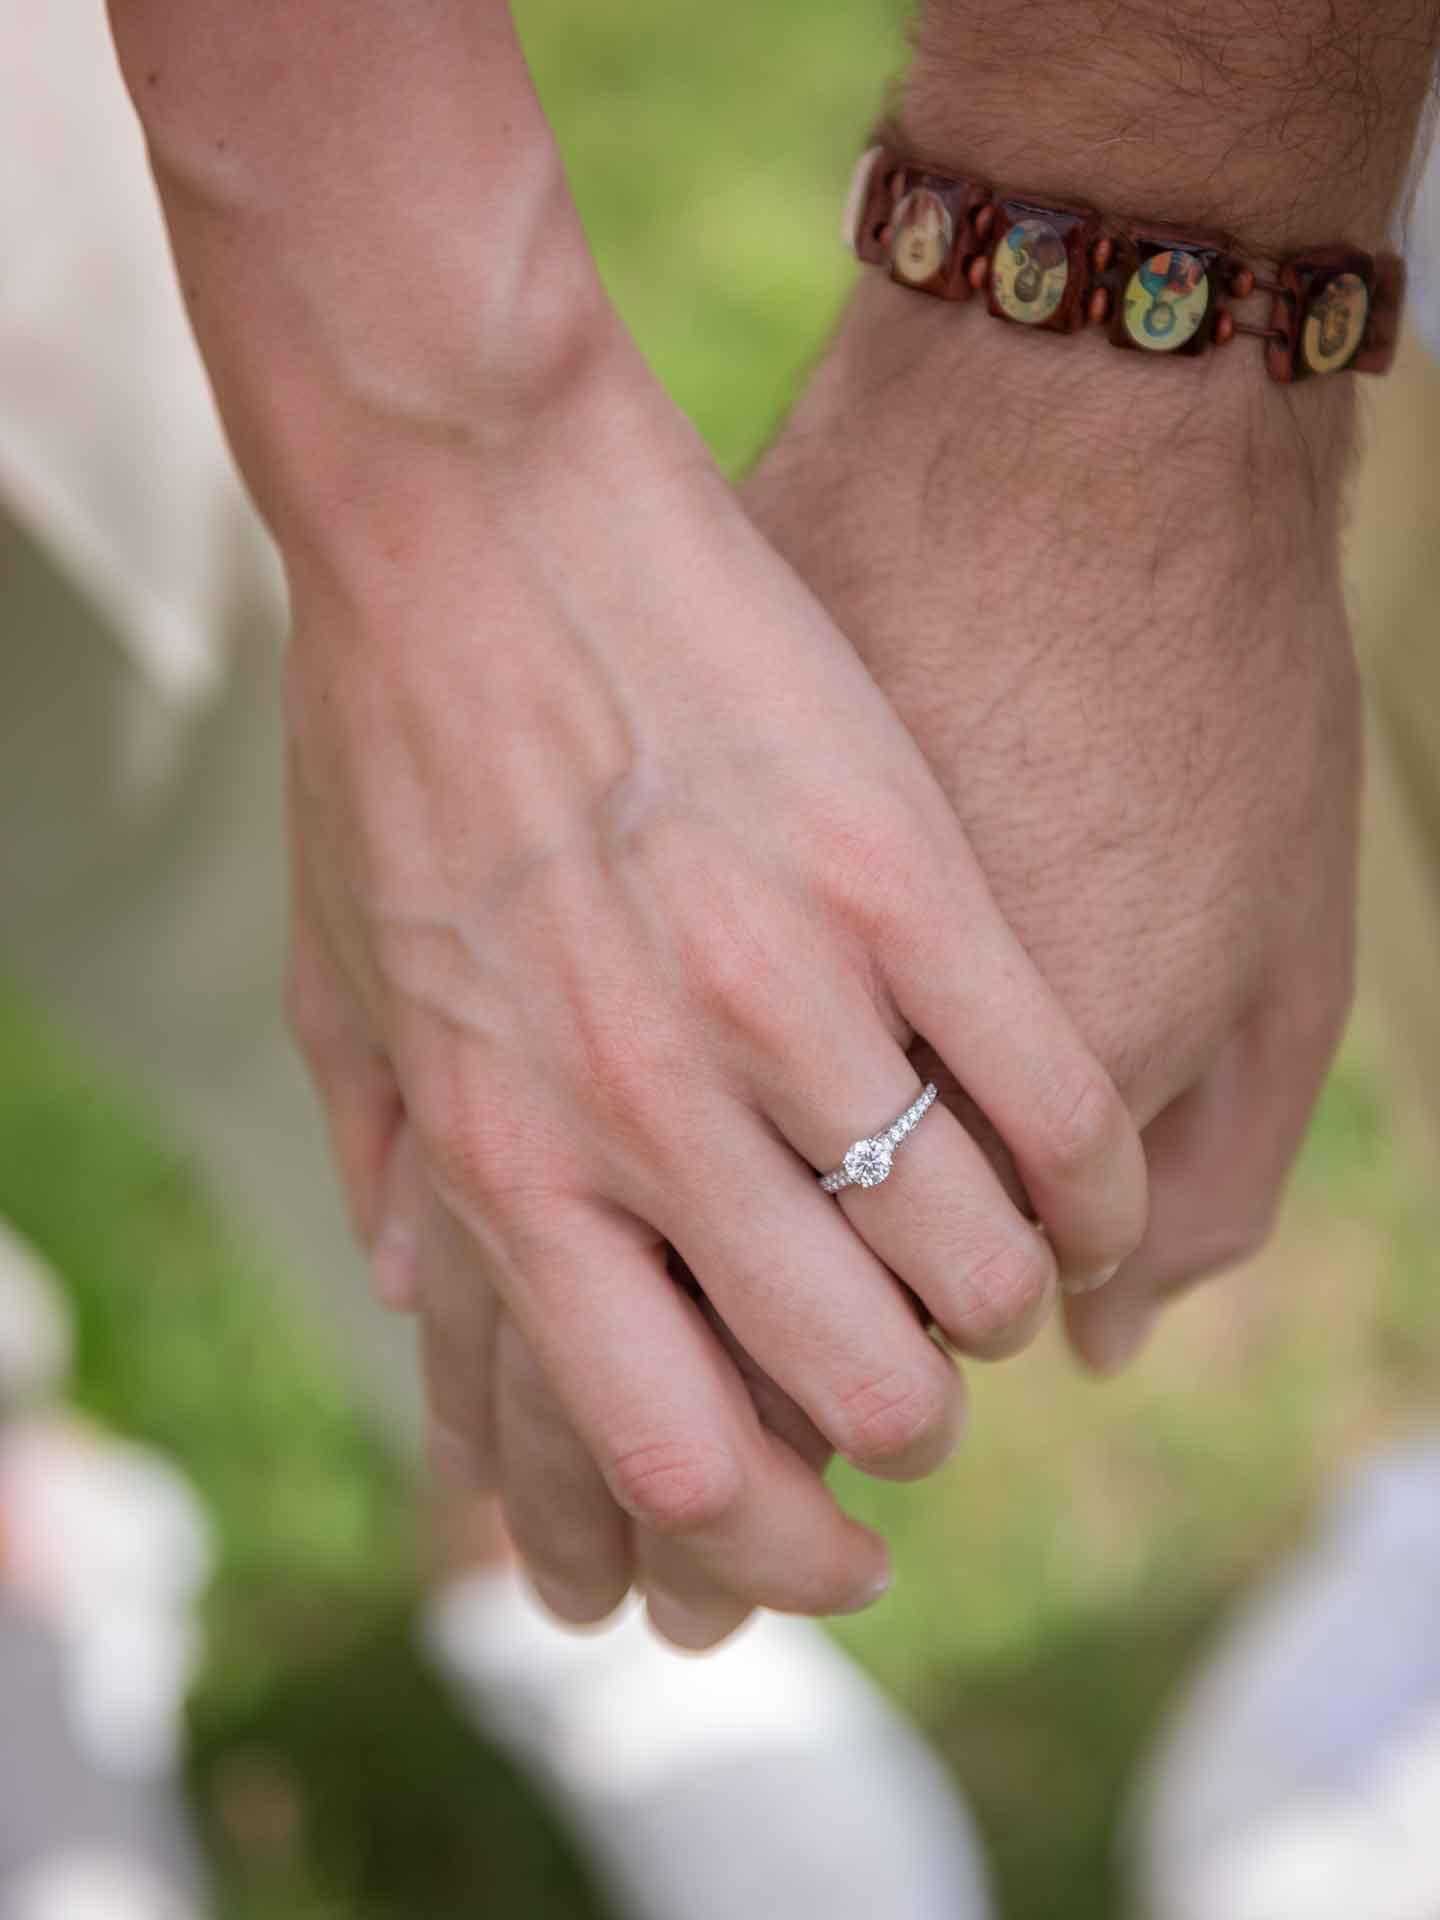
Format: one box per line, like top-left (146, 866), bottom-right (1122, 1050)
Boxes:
top-left (1084, 1306), bottom-right (1156, 1376)
top-left (835, 1566), bottom-right (894, 1615)
top-left (371, 1217), bottom-right (419, 1310)
top-left (1062, 1263), bottom-right (1121, 1298)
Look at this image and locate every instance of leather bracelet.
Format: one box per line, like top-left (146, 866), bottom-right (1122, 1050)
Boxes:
top-left (844, 145), bottom-right (1406, 381)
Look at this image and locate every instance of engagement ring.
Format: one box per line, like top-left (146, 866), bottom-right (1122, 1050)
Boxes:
top-left (819, 1083), bottom-right (938, 1194)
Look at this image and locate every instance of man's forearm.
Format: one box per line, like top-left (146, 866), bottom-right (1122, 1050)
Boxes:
top-left (106, 1), bottom-right (612, 539)
top-left (899, 0), bottom-right (1438, 252)
top-left (808, 0), bottom-right (1440, 578)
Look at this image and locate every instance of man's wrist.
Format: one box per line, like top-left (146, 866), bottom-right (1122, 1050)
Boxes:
top-left (832, 267), bottom-right (1352, 453)
top-left (896, 0), bottom-right (1431, 255)
top-left (764, 269), bottom-right (1355, 623)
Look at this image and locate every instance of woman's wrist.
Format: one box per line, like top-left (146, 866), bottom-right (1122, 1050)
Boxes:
top-left (114, 0), bottom-right (624, 549)
top-left (273, 306), bottom-right (699, 632)
top-left (245, 265), bottom-right (630, 566)
top-left (152, 142), bottom-right (622, 560)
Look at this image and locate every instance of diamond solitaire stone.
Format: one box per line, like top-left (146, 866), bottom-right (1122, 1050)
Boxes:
top-left (818, 1083), bottom-right (939, 1195)
top-left (844, 1138), bottom-right (894, 1188)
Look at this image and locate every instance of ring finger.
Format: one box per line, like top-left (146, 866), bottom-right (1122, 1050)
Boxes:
top-left (648, 1103), bottom-right (968, 1482)
top-left (755, 997), bottom-right (1059, 1361)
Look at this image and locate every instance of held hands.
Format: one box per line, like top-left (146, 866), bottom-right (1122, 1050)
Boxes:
top-left (115, 0), bottom-right (1363, 1652)
top-left (289, 266), bottom-right (1357, 1645)
top-left (283, 320), bottom-right (1146, 1645)
top-left (746, 279), bottom-right (1360, 1376)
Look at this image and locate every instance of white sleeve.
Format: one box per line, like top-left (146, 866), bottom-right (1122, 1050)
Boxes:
top-left (0, 0), bottom-right (276, 707)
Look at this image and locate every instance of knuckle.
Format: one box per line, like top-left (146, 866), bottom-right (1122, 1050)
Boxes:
top-left (944, 1235), bottom-right (1055, 1347)
top-left (604, 1436), bottom-right (745, 1537)
top-left (419, 1100), bottom-right (505, 1202)
top-left (578, 1016), bottom-right (647, 1105)
top-left (843, 847), bottom-right (932, 956)
top-left (1035, 1065), bottom-right (1128, 1180)
top-left (416, 1098), bottom-right (546, 1235)
top-left (832, 1365), bottom-right (953, 1475)
top-left (808, 792), bottom-right (932, 938)
top-left (682, 906), bottom-right (787, 1038)
top-left (570, 992), bottom-right (672, 1127)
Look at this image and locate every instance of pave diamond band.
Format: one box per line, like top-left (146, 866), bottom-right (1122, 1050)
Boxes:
top-left (818, 1084), bottom-right (939, 1194)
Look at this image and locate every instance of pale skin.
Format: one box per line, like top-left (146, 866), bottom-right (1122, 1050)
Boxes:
top-left (108, 0), bottom-right (1435, 1647)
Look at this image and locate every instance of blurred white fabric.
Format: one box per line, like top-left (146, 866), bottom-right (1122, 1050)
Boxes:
top-left (0, 1416), bottom-right (212, 1781)
top-left (0, 1256), bottom-right (214, 1920)
top-left (0, 1852), bottom-right (203, 1920)
top-left (1131, 1439), bottom-right (1440, 1920)
top-left (0, 0), bottom-right (271, 707)
top-left (425, 1571), bottom-right (996, 1920)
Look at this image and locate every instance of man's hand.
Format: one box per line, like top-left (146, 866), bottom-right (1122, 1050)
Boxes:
top-left (746, 277), bottom-right (1362, 1369)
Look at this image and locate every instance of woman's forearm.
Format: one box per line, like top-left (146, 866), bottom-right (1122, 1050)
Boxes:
top-left (107, 0), bottom-right (615, 540)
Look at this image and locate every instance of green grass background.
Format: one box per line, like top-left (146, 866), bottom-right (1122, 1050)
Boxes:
top-left (6, 1), bottom-right (1440, 1915)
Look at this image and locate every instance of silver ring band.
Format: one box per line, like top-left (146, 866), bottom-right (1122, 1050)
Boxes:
top-left (818, 1083), bottom-right (939, 1194)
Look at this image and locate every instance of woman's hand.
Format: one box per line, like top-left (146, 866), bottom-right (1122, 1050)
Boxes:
top-left (366, 1119), bottom-right (838, 1650)
top-left (111, 0), bottom-right (1143, 1640)
top-left (284, 327), bottom-right (1147, 1632)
